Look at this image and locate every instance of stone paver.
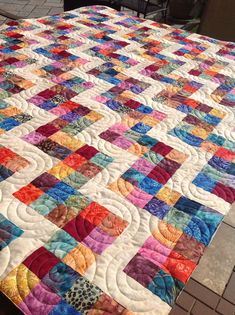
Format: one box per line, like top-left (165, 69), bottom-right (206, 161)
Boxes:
top-left (0, 0), bottom-right (63, 24)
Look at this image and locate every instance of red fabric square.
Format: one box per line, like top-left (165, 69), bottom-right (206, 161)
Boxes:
top-left (164, 253), bottom-right (196, 284)
top-left (212, 182), bottom-right (235, 204)
top-left (151, 142), bottom-right (172, 156)
top-left (63, 215), bottom-right (95, 241)
top-left (76, 145), bottom-right (99, 160)
top-left (23, 247), bottom-right (60, 279)
top-left (148, 165), bottom-right (171, 184)
top-left (38, 89), bottom-right (57, 99)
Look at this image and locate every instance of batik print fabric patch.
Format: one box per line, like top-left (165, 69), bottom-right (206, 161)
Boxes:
top-left (13, 142), bottom-right (127, 257)
top-left (0, 145), bottom-right (29, 182)
top-left (124, 189), bottom-right (223, 305)
top-left (193, 148), bottom-right (235, 204)
top-left (0, 247), bottom-right (131, 315)
top-left (0, 100), bottom-right (32, 134)
top-left (99, 102), bottom-right (166, 153)
top-left (109, 141), bottom-right (187, 208)
top-left (22, 102), bottom-right (103, 160)
top-left (0, 213), bottom-right (24, 251)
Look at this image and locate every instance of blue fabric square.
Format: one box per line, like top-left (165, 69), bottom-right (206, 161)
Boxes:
top-left (174, 196), bottom-right (201, 215)
top-left (50, 300), bottom-right (82, 315)
top-left (0, 165), bottom-right (13, 180)
top-left (131, 122), bottom-right (152, 134)
top-left (138, 135), bottom-right (158, 148)
top-left (138, 177), bottom-right (162, 195)
top-left (47, 185), bottom-right (72, 203)
top-left (193, 172), bottom-right (216, 192)
top-left (148, 269), bottom-right (184, 306)
top-left (0, 118), bottom-right (20, 131)
top-left (122, 168), bottom-right (146, 186)
top-left (137, 105), bottom-right (153, 114)
top-left (42, 262), bottom-right (80, 297)
top-left (54, 182), bottom-right (77, 196)
top-left (207, 134), bottom-right (225, 146)
top-left (45, 230), bottom-right (78, 259)
top-left (144, 198), bottom-right (170, 219)
top-left (208, 156), bottom-right (230, 172)
top-left (0, 214), bottom-right (23, 251)
top-left (204, 114), bottom-right (221, 126)
top-left (170, 128), bottom-right (203, 147)
top-left (40, 101), bottom-right (57, 111)
top-left (51, 145), bottom-right (72, 160)
top-left (106, 99), bottom-right (122, 111)
top-left (176, 104), bottom-right (192, 114)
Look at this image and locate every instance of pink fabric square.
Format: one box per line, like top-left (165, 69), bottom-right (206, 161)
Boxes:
top-left (49, 106), bottom-right (68, 116)
top-left (126, 187), bottom-right (152, 208)
top-left (82, 226), bottom-right (115, 254)
top-left (22, 131), bottom-right (46, 145)
top-left (139, 236), bottom-right (171, 268)
top-left (113, 136), bottom-right (133, 149)
top-left (110, 123), bottom-right (129, 134)
top-left (94, 95), bottom-right (107, 103)
top-left (151, 110), bottom-right (167, 121)
top-left (29, 95), bottom-right (45, 105)
top-left (18, 282), bottom-right (60, 315)
top-left (132, 158), bottom-right (155, 175)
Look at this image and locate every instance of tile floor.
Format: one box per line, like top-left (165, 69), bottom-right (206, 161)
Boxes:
top-left (0, 1), bottom-right (235, 314)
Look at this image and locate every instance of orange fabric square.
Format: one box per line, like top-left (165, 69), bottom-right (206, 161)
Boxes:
top-left (63, 153), bottom-right (87, 170)
top-left (13, 184), bottom-right (44, 205)
top-left (79, 202), bottom-right (109, 226)
top-left (164, 253), bottom-right (196, 284)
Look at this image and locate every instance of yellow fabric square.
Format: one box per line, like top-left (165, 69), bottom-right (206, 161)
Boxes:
top-left (0, 264), bottom-right (39, 305)
top-left (156, 187), bottom-right (181, 206)
top-left (48, 162), bottom-right (74, 180)
top-left (49, 131), bottom-right (83, 151)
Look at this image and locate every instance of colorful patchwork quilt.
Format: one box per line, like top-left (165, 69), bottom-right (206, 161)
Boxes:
top-left (0, 5), bottom-right (234, 315)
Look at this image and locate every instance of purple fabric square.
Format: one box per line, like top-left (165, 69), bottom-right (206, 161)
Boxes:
top-left (123, 253), bottom-right (159, 287)
top-left (112, 136), bottom-right (133, 149)
top-left (18, 282), bottom-right (61, 315)
top-left (82, 226), bottom-right (115, 254)
top-left (31, 172), bottom-right (59, 192)
top-left (22, 131), bottom-right (46, 145)
top-left (144, 198), bottom-right (170, 219)
top-left (132, 158), bottom-right (155, 176)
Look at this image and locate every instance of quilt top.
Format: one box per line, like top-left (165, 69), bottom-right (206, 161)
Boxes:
top-left (0, 5), bottom-right (234, 315)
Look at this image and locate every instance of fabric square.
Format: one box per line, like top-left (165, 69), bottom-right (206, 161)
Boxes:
top-left (82, 226), bottom-right (115, 254)
top-left (45, 229), bottom-right (78, 259)
top-left (63, 153), bottom-right (87, 170)
top-left (126, 187), bottom-right (153, 208)
top-left (124, 253), bottom-right (160, 287)
top-left (64, 193), bottom-right (91, 214)
top-left (42, 262), bottom-right (80, 296)
top-left (18, 282), bottom-right (61, 315)
top-left (77, 161), bottom-right (102, 178)
top-left (144, 198), bottom-right (171, 219)
top-left (30, 194), bottom-right (60, 216)
top-left (49, 300), bottom-right (82, 315)
top-left (79, 202), bottom-right (109, 226)
top-left (64, 277), bottom-right (102, 313)
top-left (0, 214), bottom-right (23, 251)
top-left (63, 215), bottom-right (95, 242)
top-left (138, 176), bottom-right (162, 195)
top-left (76, 145), bottom-right (99, 159)
top-left (148, 269), bottom-right (184, 306)
top-left (46, 205), bottom-right (77, 228)
top-left (13, 183), bottom-right (44, 205)
top-left (31, 173), bottom-right (60, 192)
top-left (23, 247), bottom-right (60, 279)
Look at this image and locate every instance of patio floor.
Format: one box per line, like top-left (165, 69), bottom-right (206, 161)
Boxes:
top-left (0, 1), bottom-right (235, 314)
